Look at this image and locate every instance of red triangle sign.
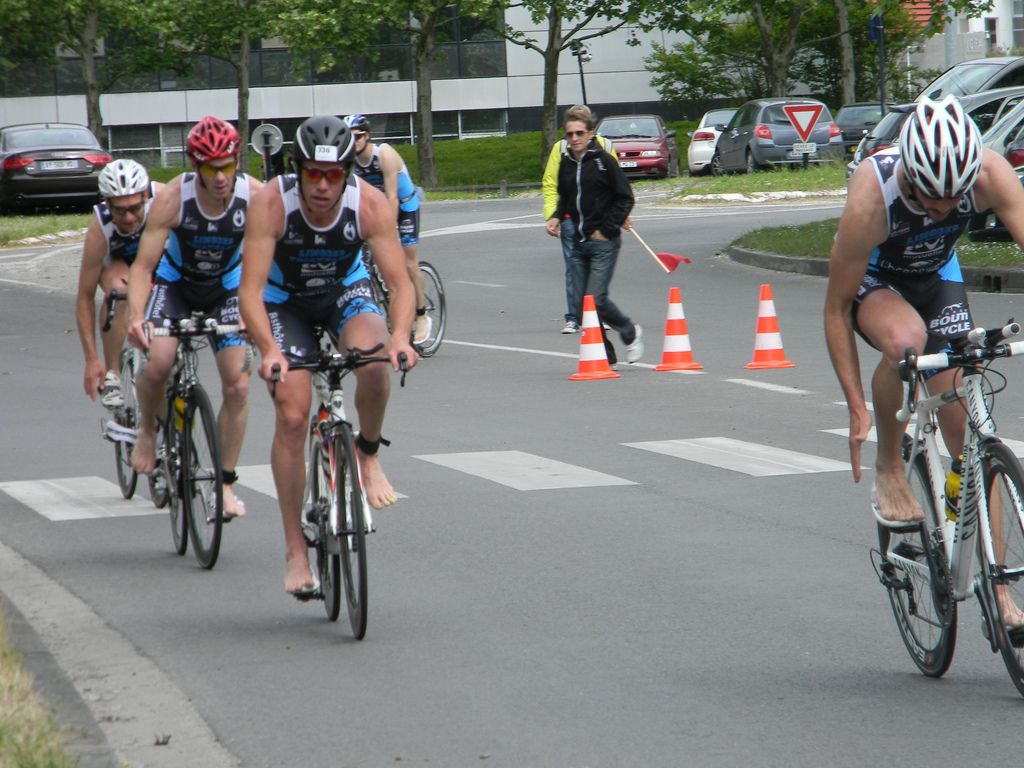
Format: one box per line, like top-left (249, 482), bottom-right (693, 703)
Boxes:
top-left (782, 104), bottom-right (825, 142)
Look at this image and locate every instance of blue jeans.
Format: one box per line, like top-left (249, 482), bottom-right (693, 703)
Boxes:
top-left (559, 218), bottom-right (579, 323)
top-left (568, 235), bottom-right (635, 343)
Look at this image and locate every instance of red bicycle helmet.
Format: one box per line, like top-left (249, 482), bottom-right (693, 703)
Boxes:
top-left (186, 116), bottom-right (240, 162)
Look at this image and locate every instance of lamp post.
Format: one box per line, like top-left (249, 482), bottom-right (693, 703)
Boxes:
top-left (569, 41), bottom-right (592, 105)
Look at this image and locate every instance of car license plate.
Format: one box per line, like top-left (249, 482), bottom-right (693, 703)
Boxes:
top-left (41, 159), bottom-right (76, 170)
top-left (620, 161), bottom-right (638, 168)
top-left (790, 142), bottom-right (816, 155)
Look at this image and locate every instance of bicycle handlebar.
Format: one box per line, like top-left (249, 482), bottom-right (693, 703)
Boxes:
top-left (896, 321), bottom-right (1024, 422)
top-left (101, 290), bottom-right (128, 333)
top-left (269, 344), bottom-right (409, 399)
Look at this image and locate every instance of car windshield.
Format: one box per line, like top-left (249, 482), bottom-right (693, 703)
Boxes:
top-left (5, 127), bottom-right (98, 150)
top-left (872, 110), bottom-right (911, 140)
top-left (704, 109), bottom-right (736, 126)
top-left (837, 105), bottom-right (884, 124)
top-left (599, 118), bottom-right (659, 138)
top-left (920, 62), bottom-right (1005, 99)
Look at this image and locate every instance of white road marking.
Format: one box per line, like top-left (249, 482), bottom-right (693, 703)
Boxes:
top-left (0, 477), bottom-right (159, 521)
top-left (442, 340), bottom-right (704, 372)
top-left (413, 450), bottom-right (635, 490)
top-left (725, 378), bottom-right (811, 394)
top-left (624, 437), bottom-right (851, 476)
top-left (453, 280), bottom-right (505, 287)
top-left (235, 463), bottom-right (407, 500)
top-left (823, 427), bottom-right (1024, 459)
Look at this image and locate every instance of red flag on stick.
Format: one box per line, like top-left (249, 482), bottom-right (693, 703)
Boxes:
top-left (627, 226), bottom-right (690, 273)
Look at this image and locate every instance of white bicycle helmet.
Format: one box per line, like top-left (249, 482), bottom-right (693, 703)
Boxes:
top-left (98, 159), bottom-right (150, 199)
top-left (899, 95), bottom-right (982, 199)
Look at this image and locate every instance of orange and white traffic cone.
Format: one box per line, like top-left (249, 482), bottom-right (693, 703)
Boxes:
top-left (745, 283), bottom-right (794, 369)
top-left (655, 287), bottom-right (703, 371)
top-left (569, 294), bottom-right (620, 381)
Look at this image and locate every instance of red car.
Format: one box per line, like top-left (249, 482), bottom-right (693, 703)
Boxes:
top-left (595, 114), bottom-right (680, 178)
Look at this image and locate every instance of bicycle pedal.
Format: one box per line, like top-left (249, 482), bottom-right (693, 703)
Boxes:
top-left (301, 522), bottom-right (319, 547)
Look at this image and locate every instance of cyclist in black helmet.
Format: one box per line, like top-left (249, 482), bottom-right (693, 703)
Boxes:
top-left (240, 114), bottom-right (419, 597)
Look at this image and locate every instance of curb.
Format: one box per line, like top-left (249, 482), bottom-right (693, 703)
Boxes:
top-left (727, 246), bottom-right (1024, 294)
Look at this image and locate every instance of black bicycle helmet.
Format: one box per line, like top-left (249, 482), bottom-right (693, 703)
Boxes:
top-left (292, 115), bottom-right (356, 174)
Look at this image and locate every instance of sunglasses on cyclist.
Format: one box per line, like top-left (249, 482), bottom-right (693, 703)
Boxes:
top-left (197, 159), bottom-right (238, 179)
top-left (109, 201), bottom-right (145, 217)
top-left (565, 130), bottom-right (589, 139)
top-left (301, 165), bottom-right (347, 184)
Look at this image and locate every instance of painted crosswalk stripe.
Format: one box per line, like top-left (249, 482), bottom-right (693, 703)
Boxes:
top-left (235, 463), bottom-right (407, 500)
top-left (413, 450), bottom-right (635, 490)
top-left (0, 477), bottom-right (158, 521)
top-left (623, 437), bottom-right (849, 476)
top-left (822, 427), bottom-right (1024, 459)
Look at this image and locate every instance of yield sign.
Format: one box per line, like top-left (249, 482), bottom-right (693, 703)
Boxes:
top-left (782, 104), bottom-right (825, 142)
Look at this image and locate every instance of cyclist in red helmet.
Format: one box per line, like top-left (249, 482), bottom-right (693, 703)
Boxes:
top-left (127, 116), bottom-right (263, 521)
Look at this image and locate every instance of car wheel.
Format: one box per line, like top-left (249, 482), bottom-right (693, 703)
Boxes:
top-left (745, 150), bottom-right (757, 174)
top-left (711, 152), bottom-right (724, 177)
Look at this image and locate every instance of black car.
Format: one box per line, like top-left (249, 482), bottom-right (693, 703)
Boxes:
top-left (845, 104), bottom-right (915, 178)
top-left (834, 102), bottom-right (884, 158)
top-left (0, 123), bottom-right (111, 211)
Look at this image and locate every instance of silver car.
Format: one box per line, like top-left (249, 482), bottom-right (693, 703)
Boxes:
top-left (711, 98), bottom-right (843, 174)
top-left (686, 108), bottom-right (737, 176)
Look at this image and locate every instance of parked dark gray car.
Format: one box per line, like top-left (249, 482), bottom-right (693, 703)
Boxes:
top-left (711, 98), bottom-right (843, 174)
top-left (0, 122), bottom-right (111, 211)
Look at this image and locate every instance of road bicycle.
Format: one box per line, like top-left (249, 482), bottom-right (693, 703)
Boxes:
top-left (98, 290), bottom-right (167, 506)
top-left (272, 333), bottom-right (406, 638)
top-left (150, 312), bottom-right (240, 570)
top-left (872, 321), bottom-right (1024, 695)
top-left (362, 245), bottom-right (446, 357)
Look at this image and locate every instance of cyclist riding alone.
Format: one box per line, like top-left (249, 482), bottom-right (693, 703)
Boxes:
top-left (344, 114), bottom-right (431, 345)
top-left (239, 115), bottom-right (418, 597)
top-left (126, 116), bottom-right (263, 521)
top-left (824, 95), bottom-right (1024, 542)
top-left (76, 159), bottom-right (163, 409)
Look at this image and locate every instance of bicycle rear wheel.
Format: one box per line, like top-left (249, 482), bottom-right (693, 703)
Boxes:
top-left (881, 446), bottom-right (957, 677)
top-left (181, 385), bottom-right (223, 569)
top-left (308, 428), bottom-right (341, 621)
top-left (335, 427), bottom-right (367, 639)
top-left (114, 348), bottom-right (139, 499)
top-left (980, 440), bottom-right (1024, 697)
top-left (416, 261), bottom-right (446, 357)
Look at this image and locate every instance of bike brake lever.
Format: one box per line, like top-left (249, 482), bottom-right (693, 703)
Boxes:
top-left (270, 363), bottom-right (281, 399)
top-left (397, 352), bottom-right (408, 388)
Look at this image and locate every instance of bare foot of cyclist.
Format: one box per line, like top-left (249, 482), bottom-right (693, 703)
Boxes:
top-left (357, 449), bottom-right (397, 509)
top-left (131, 429), bottom-right (158, 474)
top-left (223, 484), bottom-right (246, 520)
top-left (285, 551), bottom-right (315, 595)
top-left (873, 470), bottom-right (925, 525)
top-left (996, 585), bottom-right (1024, 628)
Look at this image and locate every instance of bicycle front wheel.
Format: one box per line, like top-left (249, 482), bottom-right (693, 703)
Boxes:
top-left (980, 440), bottom-right (1024, 697)
top-left (335, 427), bottom-right (367, 639)
top-left (114, 348), bottom-right (139, 499)
top-left (181, 385), bottom-right (223, 570)
top-left (162, 403), bottom-right (187, 556)
top-left (882, 449), bottom-right (957, 677)
top-left (416, 261), bottom-right (446, 357)
top-left (308, 429), bottom-right (341, 622)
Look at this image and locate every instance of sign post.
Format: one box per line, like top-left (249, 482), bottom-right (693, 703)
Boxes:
top-left (250, 123), bottom-right (284, 182)
top-left (782, 104), bottom-right (824, 170)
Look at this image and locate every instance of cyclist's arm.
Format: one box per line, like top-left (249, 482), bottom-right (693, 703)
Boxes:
top-left (975, 149), bottom-right (1024, 246)
top-left (359, 181), bottom-right (418, 370)
top-left (377, 144), bottom-right (403, 219)
top-left (127, 177), bottom-right (181, 347)
top-left (239, 181), bottom-right (286, 380)
top-left (75, 216), bottom-right (109, 399)
top-left (823, 163), bottom-right (887, 481)
top-left (542, 142), bottom-right (561, 221)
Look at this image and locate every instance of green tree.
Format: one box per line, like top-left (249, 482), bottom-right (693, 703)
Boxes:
top-left (501, 0), bottom-right (660, 166)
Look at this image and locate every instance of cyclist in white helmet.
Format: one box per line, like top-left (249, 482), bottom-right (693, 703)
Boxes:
top-left (75, 159), bottom-right (162, 409)
top-left (825, 95), bottom-right (1024, 537)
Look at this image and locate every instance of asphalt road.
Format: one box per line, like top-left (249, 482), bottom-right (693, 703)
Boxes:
top-left (6, 194), bottom-right (1024, 767)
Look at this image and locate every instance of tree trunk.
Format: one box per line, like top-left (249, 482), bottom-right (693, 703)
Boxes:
top-left (540, 7), bottom-right (562, 169)
top-left (412, 10), bottom-right (438, 188)
top-left (834, 0), bottom-right (855, 104)
top-left (751, 0), bottom-right (804, 97)
top-left (79, 9), bottom-right (104, 143)
top-left (237, 26), bottom-right (251, 170)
